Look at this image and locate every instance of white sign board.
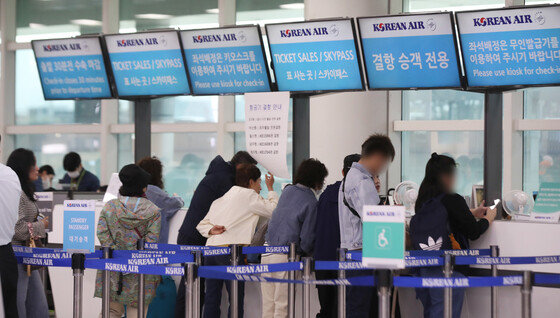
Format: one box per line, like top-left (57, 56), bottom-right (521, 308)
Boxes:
top-left (244, 92), bottom-right (290, 179)
top-left (362, 205), bottom-right (406, 269)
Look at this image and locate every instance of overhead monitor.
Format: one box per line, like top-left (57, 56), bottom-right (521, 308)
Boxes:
top-left (180, 26), bottom-right (271, 95)
top-left (104, 30), bottom-right (191, 98)
top-left (266, 19), bottom-right (365, 93)
top-left (456, 5), bottom-right (560, 89)
top-left (31, 37), bottom-right (113, 100)
top-left (358, 13), bottom-right (462, 90)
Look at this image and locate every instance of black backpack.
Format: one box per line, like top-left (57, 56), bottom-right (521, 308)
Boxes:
top-left (409, 195), bottom-right (453, 251)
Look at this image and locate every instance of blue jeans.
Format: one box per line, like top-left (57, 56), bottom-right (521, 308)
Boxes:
top-left (203, 255), bottom-right (244, 318)
top-left (16, 265), bottom-right (49, 318)
top-left (415, 267), bottom-right (465, 318)
top-left (346, 269), bottom-right (377, 318)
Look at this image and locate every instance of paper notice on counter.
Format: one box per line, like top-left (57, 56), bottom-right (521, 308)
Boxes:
top-left (244, 92), bottom-right (290, 179)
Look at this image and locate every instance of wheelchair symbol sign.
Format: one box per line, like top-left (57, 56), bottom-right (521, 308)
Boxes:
top-left (376, 227), bottom-right (390, 249)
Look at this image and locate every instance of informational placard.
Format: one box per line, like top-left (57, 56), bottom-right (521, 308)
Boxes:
top-left (31, 37), bottom-right (113, 99)
top-left (531, 182), bottom-right (560, 223)
top-left (35, 192), bottom-right (54, 232)
top-left (362, 205), bottom-right (405, 269)
top-left (104, 31), bottom-right (191, 97)
top-left (456, 5), bottom-right (560, 88)
top-left (244, 92), bottom-right (290, 179)
top-left (358, 13), bottom-right (462, 89)
top-left (266, 19), bottom-right (364, 92)
top-left (62, 200), bottom-right (95, 253)
top-left (181, 26), bottom-right (271, 95)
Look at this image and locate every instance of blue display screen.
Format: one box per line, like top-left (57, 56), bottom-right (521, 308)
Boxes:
top-left (266, 20), bottom-right (364, 92)
top-left (32, 38), bottom-right (112, 99)
top-left (457, 6), bottom-right (560, 88)
top-left (181, 26), bottom-right (270, 95)
top-left (104, 31), bottom-right (191, 97)
top-left (358, 13), bottom-right (462, 89)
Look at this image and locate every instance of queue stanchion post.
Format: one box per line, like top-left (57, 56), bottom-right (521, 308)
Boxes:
top-left (377, 270), bottom-right (392, 318)
top-left (521, 271), bottom-right (533, 318)
top-left (101, 247), bottom-right (113, 318)
top-left (193, 250), bottom-right (202, 318)
top-left (72, 253), bottom-right (85, 318)
top-left (490, 245), bottom-right (500, 318)
top-left (288, 242), bottom-right (297, 318)
top-left (230, 244), bottom-right (240, 318)
top-left (184, 262), bottom-right (195, 318)
top-left (137, 239), bottom-right (145, 318)
top-left (337, 248), bottom-right (347, 318)
top-left (302, 257), bottom-right (313, 318)
top-left (443, 254), bottom-right (454, 318)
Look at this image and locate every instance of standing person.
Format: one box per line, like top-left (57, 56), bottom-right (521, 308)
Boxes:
top-left (262, 158), bottom-right (328, 318)
top-left (59, 152), bottom-right (100, 191)
top-left (314, 154), bottom-right (360, 318)
top-left (174, 151), bottom-right (257, 318)
top-left (410, 153), bottom-right (496, 318)
top-left (339, 134), bottom-right (395, 318)
top-left (94, 164), bottom-right (161, 318)
top-left (0, 137), bottom-right (23, 318)
top-left (8, 149), bottom-right (49, 318)
top-left (197, 164), bottom-right (278, 318)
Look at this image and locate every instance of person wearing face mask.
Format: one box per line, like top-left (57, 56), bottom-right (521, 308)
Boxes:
top-left (339, 134), bottom-right (395, 318)
top-left (262, 158), bottom-right (328, 318)
top-left (60, 152), bottom-right (100, 191)
top-left (35, 165), bottom-right (55, 191)
top-left (197, 164), bottom-right (278, 318)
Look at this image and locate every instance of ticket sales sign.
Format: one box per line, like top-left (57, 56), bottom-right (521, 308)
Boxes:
top-left (181, 26), bottom-right (271, 95)
top-left (456, 5), bottom-right (560, 88)
top-left (32, 37), bottom-right (113, 99)
top-left (104, 31), bottom-right (191, 97)
top-left (358, 13), bottom-right (462, 89)
top-left (266, 19), bottom-right (364, 92)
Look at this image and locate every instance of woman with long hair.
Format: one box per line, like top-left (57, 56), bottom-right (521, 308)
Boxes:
top-left (8, 148), bottom-right (49, 318)
top-left (411, 153), bottom-right (497, 318)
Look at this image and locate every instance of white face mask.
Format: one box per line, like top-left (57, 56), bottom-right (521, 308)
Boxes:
top-left (41, 177), bottom-right (51, 189)
top-left (67, 170), bottom-right (80, 179)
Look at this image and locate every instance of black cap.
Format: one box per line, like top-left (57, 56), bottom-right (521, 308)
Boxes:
top-left (118, 164), bottom-right (151, 196)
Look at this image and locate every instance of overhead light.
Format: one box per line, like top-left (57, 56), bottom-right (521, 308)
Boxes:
top-left (42, 143), bottom-right (67, 154)
top-left (29, 23), bottom-right (46, 29)
top-left (279, 3), bottom-right (304, 10)
top-left (135, 13), bottom-right (173, 20)
top-left (70, 19), bottom-right (102, 26)
top-left (206, 8), bottom-right (219, 14)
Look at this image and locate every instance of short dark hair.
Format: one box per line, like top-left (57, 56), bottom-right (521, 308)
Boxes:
top-left (230, 151), bottom-right (257, 167)
top-left (39, 165), bottom-right (55, 175)
top-left (343, 154), bottom-right (361, 176)
top-left (235, 164), bottom-right (261, 188)
top-left (63, 152), bottom-right (81, 171)
top-left (7, 148), bottom-right (37, 201)
top-left (294, 158), bottom-right (328, 189)
top-left (361, 134), bottom-right (395, 161)
top-left (137, 156), bottom-right (164, 189)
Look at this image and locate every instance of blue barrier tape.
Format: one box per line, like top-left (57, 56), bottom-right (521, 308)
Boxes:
top-left (144, 242), bottom-right (214, 251)
top-left (201, 262), bottom-right (302, 275)
top-left (394, 275), bottom-right (523, 288)
top-left (16, 256), bottom-right (71, 267)
top-left (144, 243), bottom-right (290, 255)
top-left (455, 255), bottom-right (560, 266)
top-left (534, 273), bottom-right (560, 285)
top-left (315, 257), bottom-right (443, 271)
top-left (242, 246), bottom-right (289, 254)
top-left (346, 249), bottom-right (491, 261)
top-left (85, 259), bottom-right (188, 276)
top-left (112, 249), bottom-right (191, 259)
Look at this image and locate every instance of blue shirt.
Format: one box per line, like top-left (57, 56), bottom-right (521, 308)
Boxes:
top-left (266, 184), bottom-right (318, 255)
top-left (145, 185), bottom-right (184, 244)
top-left (338, 162), bottom-right (380, 250)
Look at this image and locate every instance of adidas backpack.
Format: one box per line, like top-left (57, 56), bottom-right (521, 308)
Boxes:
top-left (409, 194), bottom-right (453, 251)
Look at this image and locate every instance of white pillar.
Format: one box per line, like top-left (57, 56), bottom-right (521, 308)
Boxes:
top-left (0, 0), bottom-right (17, 161)
top-left (304, 0), bottom-right (391, 187)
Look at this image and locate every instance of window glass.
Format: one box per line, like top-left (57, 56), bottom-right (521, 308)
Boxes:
top-left (119, 0), bottom-right (219, 33)
top-left (14, 134), bottom-right (101, 186)
top-left (402, 90), bottom-right (484, 120)
top-left (524, 87), bottom-right (560, 119)
top-left (404, 0), bottom-right (504, 12)
top-left (234, 132), bottom-right (293, 196)
top-left (402, 131), bottom-right (484, 196)
top-left (117, 132), bottom-right (217, 205)
top-left (118, 96), bottom-right (218, 124)
top-left (16, 0), bottom-right (102, 42)
top-left (524, 131), bottom-right (560, 193)
top-left (236, 0), bottom-right (304, 25)
top-left (16, 50), bottom-right (101, 125)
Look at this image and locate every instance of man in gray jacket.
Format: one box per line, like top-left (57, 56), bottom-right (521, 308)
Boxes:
top-left (339, 134), bottom-right (395, 317)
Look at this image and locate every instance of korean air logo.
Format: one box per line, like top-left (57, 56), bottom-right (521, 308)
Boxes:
top-left (329, 24), bottom-right (340, 36)
top-left (237, 31), bottom-right (247, 43)
top-left (473, 14), bottom-right (533, 27)
top-left (534, 11), bottom-right (545, 25)
top-left (43, 43), bottom-right (82, 52)
top-left (373, 20), bottom-right (425, 32)
top-left (426, 18), bottom-right (437, 31)
top-left (279, 26), bottom-right (329, 38)
top-left (66, 203), bottom-right (88, 208)
top-left (192, 33), bottom-right (238, 43)
top-left (116, 37), bottom-right (161, 47)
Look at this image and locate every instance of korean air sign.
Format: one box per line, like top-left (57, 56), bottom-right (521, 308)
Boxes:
top-left (472, 14), bottom-right (535, 27)
top-left (279, 27), bottom-right (330, 38)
